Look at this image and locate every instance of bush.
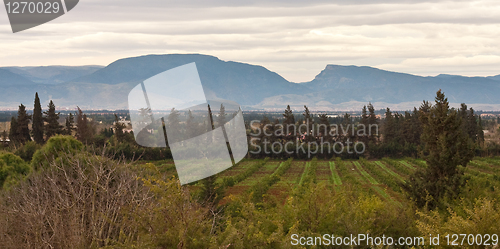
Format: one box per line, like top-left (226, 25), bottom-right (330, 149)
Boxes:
top-left (31, 135), bottom-right (83, 170)
top-left (417, 198), bottom-right (500, 248)
top-left (14, 141), bottom-right (41, 162)
top-left (0, 152), bottom-right (31, 189)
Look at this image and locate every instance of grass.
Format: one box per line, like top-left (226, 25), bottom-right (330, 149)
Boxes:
top-left (329, 161), bottom-right (342, 186)
top-left (374, 161), bottom-right (406, 182)
top-left (353, 161), bottom-right (379, 184)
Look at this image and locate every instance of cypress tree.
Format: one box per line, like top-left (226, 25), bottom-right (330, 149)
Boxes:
top-left (32, 93), bottom-right (44, 144)
top-left (44, 100), bottom-right (62, 139)
top-left (16, 104), bottom-right (31, 143)
top-left (367, 103), bottom-right (378, 142)
top-left (217, 103), bottom-right (226, 127)
top-left (9, 117), bottom-right (19, 144)
top-left (360, 105), bottom-right (369, 142)
top-left (477, 116), bottom-right (485, 146)
top-left (64, 113), bottom-right (75, 135)
top-left (283, 105), bottom-right (295, 140)
top-left (75, 107), bottom-right (91, 143)
top-left (302, 105), bottom-right (313, 141)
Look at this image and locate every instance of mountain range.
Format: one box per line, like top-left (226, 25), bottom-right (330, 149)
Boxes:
top-left (1, 54), bottom-right (500, 111)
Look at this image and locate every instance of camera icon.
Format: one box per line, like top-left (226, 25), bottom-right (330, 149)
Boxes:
top-left (127, 63), bottom-right (248, 185)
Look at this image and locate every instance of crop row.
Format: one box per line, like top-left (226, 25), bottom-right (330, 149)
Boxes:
top-left (381, 158), bottom-right (414, 176)
top-left (361, 159), bottom-right (403, 192)
top-left (247, 158), bottom-right (294, 203)
top-left (298, 157), bottom-right (318, 186)
top-left (221, 158), bottom-right (269, 187)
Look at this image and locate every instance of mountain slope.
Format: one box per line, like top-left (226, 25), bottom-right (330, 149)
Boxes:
top-left (292, 65), bottom-right (500, 106)
top-left (72, 54), bottom-right (310, 105)
top-left (0, 68), bottom-right (36, 87)
top-left (2, 66), bottom-right (103, 84)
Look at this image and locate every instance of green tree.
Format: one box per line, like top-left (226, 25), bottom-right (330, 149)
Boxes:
top-left (383, 108), bottom-right (396, 143)
top-left (283, 105), bottom-right (295, 126)
top-left (64, 113), bottom-right (75, 135)
top-left (16, 104), bottom-right (31, 144)
top-left (404, 90), bottom-right (474, 208)
top-left (302, 105), bottom-right (313, 141)
top-left (367, 103), bottom-right (378, 139)
top-left (8, 117), bottom-right (19, 145)
top-left (44, 100), bottom-right (62, 139)
top-left (32, 92), bottom-right (44, 144)
top-left (0, 152), bottom-right (31, 189)
top-left (113, 114), bottom-right (126, 143)
top-left (75, 107), bottom-right (93, 144)
top-left (318, 113), bottom-right (330, 139)
top-left (360, 105), bottom-right (369, 142)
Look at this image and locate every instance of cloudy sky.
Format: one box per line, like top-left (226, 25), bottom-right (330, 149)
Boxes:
top-left (1, 0), bottom-right (499, 82)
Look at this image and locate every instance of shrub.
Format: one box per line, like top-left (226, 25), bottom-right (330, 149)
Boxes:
top-left (14, 141), bottom-right (41, 162)
top-left (31, 135), bottom-right (83, 170)
top-left (0, 152), bottom-right (31, 189)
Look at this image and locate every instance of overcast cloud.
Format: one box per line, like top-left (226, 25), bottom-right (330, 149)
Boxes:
top-left (0, 0), bottom-right (499, 82)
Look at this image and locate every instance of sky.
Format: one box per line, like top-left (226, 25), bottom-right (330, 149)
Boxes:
top-left (1, 0), bottom-right (500, 82)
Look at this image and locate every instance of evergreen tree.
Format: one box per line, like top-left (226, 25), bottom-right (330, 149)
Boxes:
top-left (341, 113), bottom-right (353, 142)
top-left (114, 114), bottom-right (126, 143)
top-left (467, 107), bottom-right (478, 143)
top-left (283, 105), bottom-right (295, 140)
top-left (318, 114), bottom-right (330, 139)
top-left (9, 117), bottom-right (19, 144)
top-left (367, 103), bottom-right (378, 142)
top-left (64, 113), bottom-right (75, 135)
top-left (32, 92), bottom-right (44, 144)
top-left (477, 116), bottom-right (485, 146)
top-left (302, 105), bottom-right (313, 141)
top-left (16, 104), bottom-right (31, 144)
top-left (360, 105), bottom-right (369, 142)
top-left (383, 108), bottom-right (395, 143)
top-left (44, 100), bottom-right (62, 139)
top-left (404, 90), bottom-right (474, 208)
top-left (217, 104), bottom-right (226, 127)
top-left (283, 105), bottom-right (295, 126)
top-left (75, 107), bottom-right (92, 143)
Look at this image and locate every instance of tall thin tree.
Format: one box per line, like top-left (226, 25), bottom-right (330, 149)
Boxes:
top-left (32, 92), bottom-right (44, 144)
top-left (16, 104), bottom-right (31, 143)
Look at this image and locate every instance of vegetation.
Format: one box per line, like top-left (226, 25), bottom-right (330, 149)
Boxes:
top-left (0, 90), bottom-right (500, 248)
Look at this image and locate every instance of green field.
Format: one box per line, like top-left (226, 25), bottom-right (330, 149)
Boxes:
top-left (199, 157), bottom-right (500, 205)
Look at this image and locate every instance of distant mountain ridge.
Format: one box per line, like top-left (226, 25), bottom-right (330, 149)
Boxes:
top-left (0, 54), bottom-right (500, 110)
top-left (2, 66), bottom-right (103, 85)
